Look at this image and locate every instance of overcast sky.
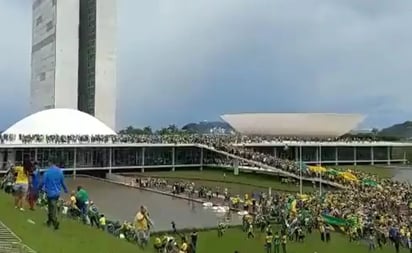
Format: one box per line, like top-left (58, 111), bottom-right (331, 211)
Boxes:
top-left (1, 0), bottom-right (412, 130)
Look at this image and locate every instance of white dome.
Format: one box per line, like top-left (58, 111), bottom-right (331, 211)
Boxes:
top-left (4, 108), bottom-right (116, 136)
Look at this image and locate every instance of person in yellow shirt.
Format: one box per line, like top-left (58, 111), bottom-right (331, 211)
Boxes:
top-left (13, 164), bottom-right (29, 211)
top-left (99, 214), bottom-right (106, 231)
top-left (180, 237), bottom-right (188, 253)
top-left (69, 191), bottom-right (77, 207)
top-left (153, 237), bottom-right (163, 253)
top-left (265, 231), bottom-right (274, 253)
top-left (67, 191), bottom-right (80, 218)
top-left (134, 206), bottom-right (149, 248)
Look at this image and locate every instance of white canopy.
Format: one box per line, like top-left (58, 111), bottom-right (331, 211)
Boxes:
top-left (4, 108), bottom-right (116, 136)
top-left (221, 113), bottom-right (364, 137)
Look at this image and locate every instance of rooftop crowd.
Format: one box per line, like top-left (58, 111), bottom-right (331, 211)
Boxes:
top-left (1, 133), bottom-right (381, 145)
top-left (0, 133), bottom-right (397, 188)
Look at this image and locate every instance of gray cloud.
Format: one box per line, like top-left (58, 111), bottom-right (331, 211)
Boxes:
top-left (1, 0), bottom-right (412, 130)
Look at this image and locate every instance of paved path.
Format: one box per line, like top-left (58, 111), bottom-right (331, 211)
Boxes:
top-left (65, 177), bottom-right (241, 231)
top-left (200, 145), bottom-right (346, 189)
top-left (0, 221), bottom-right (37, 253)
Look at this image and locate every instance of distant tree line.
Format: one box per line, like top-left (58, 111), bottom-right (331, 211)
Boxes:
top-left (118, 121), bottom-right (233, 135)
top-left (118, 125), bottom-right (186, 135)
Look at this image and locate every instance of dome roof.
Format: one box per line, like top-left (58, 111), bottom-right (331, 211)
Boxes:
top-left (221, 113), bottom-right (364, 137)
top-left (4, 108), bottom-right (116, 136)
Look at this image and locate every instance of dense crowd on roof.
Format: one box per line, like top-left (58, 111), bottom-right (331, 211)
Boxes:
top-left (0, 133), bottom-right (390, 187)
top-left (0, 133), bottom-right (380, 145)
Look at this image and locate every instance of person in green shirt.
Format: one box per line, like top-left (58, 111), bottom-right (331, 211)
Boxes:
top-left (75, 186), bottom-right (89, 224)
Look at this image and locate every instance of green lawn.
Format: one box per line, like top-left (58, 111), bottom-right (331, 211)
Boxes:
top-left (0, 191), bottom-right (406, 253)
top-left (191, 228), bottom-right (405, 253)
top-left (130, 169), bottom-right (316, 193)
top-left (0, 192), bottom-right (140, 253)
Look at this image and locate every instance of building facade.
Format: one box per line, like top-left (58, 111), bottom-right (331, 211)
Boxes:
top-left (30, 0), bottom-right (116, 130)
top-left (31, 0), bottom-right (80, 112)
top-left (77, 0), bottom-right (117, 130)
top-left (0, 143), bottom-right (407, 171)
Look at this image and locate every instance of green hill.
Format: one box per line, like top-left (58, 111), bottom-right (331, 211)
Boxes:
top-left (379, 121), bottom-right (412, 139)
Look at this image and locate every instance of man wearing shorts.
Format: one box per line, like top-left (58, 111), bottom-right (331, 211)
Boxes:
top-left (13, 164), bottom-right (29, 211)
top-left (134, 206), bottom-right (150, 248)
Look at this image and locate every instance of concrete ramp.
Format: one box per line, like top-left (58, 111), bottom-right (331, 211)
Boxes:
top-left (198, 144), bottom-right (345, 189)
top-left (0, 221), bottom-right (37, 253)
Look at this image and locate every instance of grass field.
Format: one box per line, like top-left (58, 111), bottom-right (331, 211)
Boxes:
top-left (0, 192), bottom-right (406, 253)
top-left (0, 192), bottom-right (138, 253)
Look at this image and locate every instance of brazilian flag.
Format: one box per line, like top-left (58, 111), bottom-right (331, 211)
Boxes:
top-left (321, 215), bottom-right (350, 226)
top-left (362, 179), bottom-right (378, 187)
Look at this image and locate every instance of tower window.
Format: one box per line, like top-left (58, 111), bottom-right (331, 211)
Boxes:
top-left (36, 16), bottom-right (43, 26)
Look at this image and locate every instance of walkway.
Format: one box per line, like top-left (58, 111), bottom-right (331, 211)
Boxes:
top-left (199, 144), bottom-right (346, 189)
top-left (0, 221), bottom-right (36, 253)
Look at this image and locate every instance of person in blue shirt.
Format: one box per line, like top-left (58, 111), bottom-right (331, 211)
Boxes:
top-left (38, 161), bottom-right (68, 230)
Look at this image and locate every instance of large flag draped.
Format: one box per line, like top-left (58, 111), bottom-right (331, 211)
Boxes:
top-left (326, 169), bottom-right (339, 176)
top-left (321, 214), bottom-right (352, 226)
top-left (308, 166), bottom-right (327, 174)
top-left (341, 171), bottom-right (358, 181)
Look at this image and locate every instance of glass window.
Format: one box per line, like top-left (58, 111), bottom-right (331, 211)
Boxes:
top-left (33, 0), bottom-right (43, 10)
top-left (36, 16), bottom-right (43, 26)
top-left (39, 72), bottom-right (46, 81)
top-left (15, 150), bottom-right (23, 164)
top-left (88, 54), bottom-right (95, 61)
top-left (46, 21), bottom-right (53, 32)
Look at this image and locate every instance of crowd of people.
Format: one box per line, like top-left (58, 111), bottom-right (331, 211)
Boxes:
top-left (133, 173), bottom-right (412, 253)
top-left (2, 132), bottom-right (412, 253)
top-left (0, 159), bottom-right (202, 253)
top-left (0, 133), bottom-right (386, 187)
top-left (3, 154), bottom-right (412, 252)
top-left (2, 133), bottom-right (380, 145)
